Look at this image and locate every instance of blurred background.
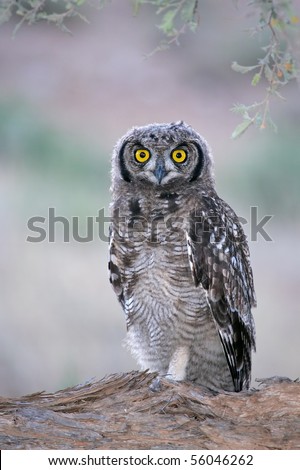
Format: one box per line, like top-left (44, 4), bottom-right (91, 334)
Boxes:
top-left (0, 1), bottom-right (299, 397)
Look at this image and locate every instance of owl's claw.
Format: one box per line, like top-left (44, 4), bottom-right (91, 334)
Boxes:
top-left (149, 376), bottom-right (163, 392)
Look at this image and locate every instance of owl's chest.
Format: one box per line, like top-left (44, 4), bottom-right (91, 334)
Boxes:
top-left (118, 191), bottom-right (190, 244)
top-left (113, 193), bottom-right (196, 293)
top-left (112, 196), bottom-right (207, 324)
top-left (123, 218), bottom-right (193, 297)
top-left (124, 244), bottom-right (193, 325)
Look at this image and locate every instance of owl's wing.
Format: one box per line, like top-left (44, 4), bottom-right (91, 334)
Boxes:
top-left (108, 224), bottom-right (137, 328)
top-left (108, 225), bottom-right (125, 309)
top-left (186, 194), bottom-right (256, 391)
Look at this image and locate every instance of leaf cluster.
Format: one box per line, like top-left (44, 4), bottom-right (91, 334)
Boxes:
top-left (0, 0), bottom-right (93, 33)
top-left (231, 0), bottom-right (299, 138)
top-left (133, 0), bottom-right (199, 51)
top-left (0, 0), bottom-right (299, 137)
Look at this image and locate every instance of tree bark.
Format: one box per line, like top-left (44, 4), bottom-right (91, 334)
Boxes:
top-left (0, 371), bottom-right (299, 449)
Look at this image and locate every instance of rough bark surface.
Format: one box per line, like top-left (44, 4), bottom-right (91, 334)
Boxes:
top-left (0, 371), bottom-right (299, 450)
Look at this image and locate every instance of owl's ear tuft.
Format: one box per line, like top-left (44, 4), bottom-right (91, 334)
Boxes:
top-left (170, 120), bottom-right (185, 130)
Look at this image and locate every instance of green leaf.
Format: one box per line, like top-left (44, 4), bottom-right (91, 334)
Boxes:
top-left (230, 103), bottom-right (257, 115)
top-left (231, 61), bottom-right (259, 74)
top-left (189, 20), bottom-right (198, 32)
top-left (251, 72), bottom-right (261, 86)
top-left (160, 9), bottom-right (177, 36)
top-left (182, 0), bottom-right (197, 22)
top-left (231, 119), bottom-right (253, 139)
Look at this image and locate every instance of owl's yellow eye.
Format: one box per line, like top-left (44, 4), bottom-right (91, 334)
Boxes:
top-left (135, 149), bottom-right (151, 163)
top-left (171, 149), bottom-right (187, 164)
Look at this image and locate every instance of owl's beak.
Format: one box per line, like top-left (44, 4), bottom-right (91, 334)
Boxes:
top-left (153, 160), bottom-right (167, 184)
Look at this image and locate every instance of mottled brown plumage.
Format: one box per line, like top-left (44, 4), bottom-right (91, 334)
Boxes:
top-left (109, 122), bottom-right (256, 391)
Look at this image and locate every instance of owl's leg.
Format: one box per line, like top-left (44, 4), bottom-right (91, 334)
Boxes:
top-left (149, 346), bottom-right (189, 392)
top-left (167, 345), bottom-right (190, 381)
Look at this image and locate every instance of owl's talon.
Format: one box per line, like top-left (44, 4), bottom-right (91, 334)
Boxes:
top-left (149, 377), bottom-right (163, 392)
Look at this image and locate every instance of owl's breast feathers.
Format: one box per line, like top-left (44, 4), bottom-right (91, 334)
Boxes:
top-left (109, 189), bottom-right (256, 391)
top-left (108, 190), bottom-right (186, 310)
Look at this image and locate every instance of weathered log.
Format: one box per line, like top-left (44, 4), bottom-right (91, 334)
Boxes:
top-left (0, 371), bottom-right (299, 449)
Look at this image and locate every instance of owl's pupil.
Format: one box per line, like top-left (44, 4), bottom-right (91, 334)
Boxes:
top-left (140, 152), bottom-right (146, 157)
top-left (176, 153), bottom-right (181, 158)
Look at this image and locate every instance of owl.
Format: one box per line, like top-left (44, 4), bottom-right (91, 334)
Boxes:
top-left (109, 121), bottom-right (256, 392)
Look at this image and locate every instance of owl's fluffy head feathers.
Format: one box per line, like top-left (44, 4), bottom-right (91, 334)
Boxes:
top-left (111, 121), bottom-right (215, 191)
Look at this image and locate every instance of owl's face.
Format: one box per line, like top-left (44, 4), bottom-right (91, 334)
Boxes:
top-left (112, 121), bottom-right (214, 190)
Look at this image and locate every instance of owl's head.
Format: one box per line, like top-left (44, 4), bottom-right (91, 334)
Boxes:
top-left (112, 121), bottom-right (214, 191)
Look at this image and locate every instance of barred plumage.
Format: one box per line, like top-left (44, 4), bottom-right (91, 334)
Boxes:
top-left (109, 121), bottom-right (256, 392)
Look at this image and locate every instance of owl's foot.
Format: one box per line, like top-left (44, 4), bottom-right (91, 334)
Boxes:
top-left (149, 374), bottom-right (181, 392)
top-left (149, 376), bottom-right (163, 392)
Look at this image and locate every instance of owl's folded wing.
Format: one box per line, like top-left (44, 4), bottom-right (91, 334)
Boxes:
top-left (186, 195), bottom-right (256, 391)
top-left (108, 226), bottom-right (125, 308)
top-left (109, 225), bottom-right (137, 329)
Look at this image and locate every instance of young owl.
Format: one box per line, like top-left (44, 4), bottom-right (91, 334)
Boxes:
top-left (109, 121), bottom-right (256, 392)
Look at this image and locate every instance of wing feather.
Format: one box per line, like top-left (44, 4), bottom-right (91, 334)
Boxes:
top-left (108, 225), bottom-right (125, 308)
top-left (187, 194), bottom-right (256, 391)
